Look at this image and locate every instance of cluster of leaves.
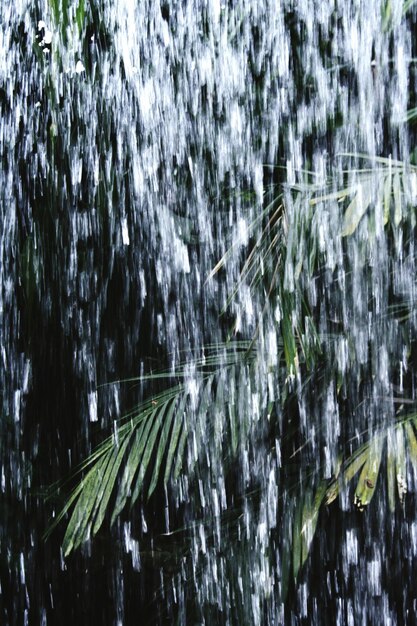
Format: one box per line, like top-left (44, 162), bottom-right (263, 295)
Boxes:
top-left (46, 343), bottom-right (258, 555)
top-left (291, 412), bottom-right (417, 586)
top-left (43, 5), bottom-right (417, 611)
top-left (49, 150), bottom-right (417, 592)
top-left (311, 155), bottom-right (417, 236)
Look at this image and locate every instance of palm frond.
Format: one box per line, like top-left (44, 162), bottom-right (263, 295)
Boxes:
top-left (48, 342), bottom-right (259, 556)
top-left (353, 434), bottom-right (384, 510)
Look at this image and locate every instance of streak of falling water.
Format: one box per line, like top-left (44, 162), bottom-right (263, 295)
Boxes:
top-left (1, 0), bottom-right (417, 624)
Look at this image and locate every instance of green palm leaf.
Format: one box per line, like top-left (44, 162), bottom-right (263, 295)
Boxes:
top-left (50, 343), bottom-right (258, 555)
top-left (324, 444), bottom-right (370, 505)
top-left (129, 402), bottom-right (173, 507)
top-left (341, 181), bottom-right (375, 236)
top-left (353, 434), bottom-right (384, 510)
top-left (293, 481), bottom-right (327, 581)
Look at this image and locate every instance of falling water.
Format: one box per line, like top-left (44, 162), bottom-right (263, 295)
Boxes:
top-left (1, 0), bottom-right (417, 624)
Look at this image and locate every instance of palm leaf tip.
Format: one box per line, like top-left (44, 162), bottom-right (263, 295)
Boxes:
top-left (353, 435), bottom-right (383, 511)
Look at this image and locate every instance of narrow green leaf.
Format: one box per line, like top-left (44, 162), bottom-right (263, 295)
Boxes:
top-left (49, 0), bottom-right (60, 25)
top-left (214, 374), bottom-right (226, 450)
top-left (92, 430), bottom-right (134, 535)
top-left (280, 501), bottom-right (293, 602)
top-left (43, 480), bottom-right (86, 541)
top-left (63, 454), bottom-right (110, 556)
top-left (325, 445), bottom-right (369, 504)
top-left (310, 187), bottom-right (355, 206)
top-left (308, 231), bottom-right (317, 276)
top-left (228, 368), bottom-right (238, 455)
top-left (147, 397), bottom-right (180, 499)
top-left (343, 446), bottom-right (369, 482)
top-left (300, 481), bottom-right (326, 567)
top-left (383, 172), bottom-right (392, 225)
top-left (341, 182), bottom-right (372, 236)
top-left (163, 392), bottom-right (189, 484)
top-left (394, 425), bottom-right (407, 503)
top-left (130, 406), bottom-right (166, 506)
top-left (292, 490), bottom-right (304, 581)
top-left (393, 172), bottom-right (402, 227)
top-left (111, 420), bottom-right (147, 525)
top-left (324, 480), bottom-right (339, 505)
top-left (75, 0), bottom-right (85, 34)
top-left (173, 416), bottom-right (189, 480)
top-left (353, 434), bottom-right (384, 510)
top-left (406, 107), bottom-right (417, 122)
top-left (139, 402), bottom-right (172, 500)
top-left (403, 0), bottom-right (417, 14)
top-left (294, 225), bottom-right (304, 281)
top-left (281, 303), bottom-right (298, 376)
top-left (62, 0), bottom-right (69, 30)
top-left (382, 0), bottom-right (392, 31)
top-left (386, 426), bottom-right (396, 512)
top-left (337, 153), bottom-right (407, 167)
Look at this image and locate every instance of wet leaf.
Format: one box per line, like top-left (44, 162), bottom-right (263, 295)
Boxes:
top-left (386, 426), bottom-right (397, 512)
top-left (147, 397), bottom-right (181, 499)
top-left (92, 431), bottom-right (134, 535)
top-left (353, 434), bottom-right (384, 510)
top-left (393, 172), bottom-right (402, 227)
top-left (129, 407), bottom-right (162, 507)
top-left (383, 171), bottom-right (392, 225)
top-left (394, 425), bottom-right (407, 503)
top-left (325, 445), bottom-right (369, 504)
top-left (227, 367), bottom-right (239, 454)
top-left (403, 0), bottom-right (417, 14)
top-left (292, 491), bottom-right (304, 581)
top-left (75, 0), bottom-right (85, 34)
top-left (111, 421), bottom-right (148, 524)
top-left (173, 418), bottom-right (189, 480)
top-left (300, 482), bottom-right (327, 568)
top-left (341, 182), bottom-right (373, 236)
top-left (405, 421), bottom-right (417, 475)
top-left (63, 454), bottom-right (110, 556)
top-left (163, 391), bottom-right (189, 484)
